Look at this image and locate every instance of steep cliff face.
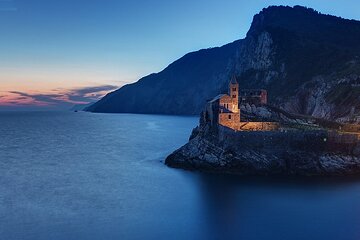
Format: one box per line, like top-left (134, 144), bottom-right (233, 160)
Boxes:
top-left (232, 6), bottom-right (360, 122)
top-left (88, 6), bottom-right (360, 122)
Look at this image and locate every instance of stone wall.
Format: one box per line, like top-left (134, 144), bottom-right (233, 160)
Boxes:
top-left (328, 131), bottom-right (360, 144)
top-left (204, 102), bottom-right (217, 126)
top-left (341, 124), bottom-right (360, 133)
top-left (219, 112), bottom-right (241, 129)
top-left (219, 120), bottom-right (279, 131)
top-left (166, 121), bottom-right (360, 176)
top-left (217, 125), bottom-right (360, 155)
top-left (236, 122), bottom-right (279, 131)
top-left (219, 95), bottom-right (233, 110)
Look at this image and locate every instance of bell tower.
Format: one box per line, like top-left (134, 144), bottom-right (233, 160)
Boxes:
top-left (229, 75), bottom-right (239, 113)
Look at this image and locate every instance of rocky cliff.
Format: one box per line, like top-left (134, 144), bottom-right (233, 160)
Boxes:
top-left (165, 112), bottom-right (360, 176)
top-left (88, 5), bottom-right (360, 123)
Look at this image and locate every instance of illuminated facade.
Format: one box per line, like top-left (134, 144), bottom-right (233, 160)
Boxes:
top-left (204, 76), bottom-right (278, 131)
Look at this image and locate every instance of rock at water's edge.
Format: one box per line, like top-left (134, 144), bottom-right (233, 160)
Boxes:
top-left (165, 121), bottom-right (360, 176)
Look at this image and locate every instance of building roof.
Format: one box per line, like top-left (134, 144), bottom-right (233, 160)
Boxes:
top-left (230, 75), bottom-right (238, 84)
top-left (209, 94), bottom-right (227, 103)
top-left (219, 106), bottom-right (233, 113)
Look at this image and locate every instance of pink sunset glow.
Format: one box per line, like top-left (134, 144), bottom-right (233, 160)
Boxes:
top-left (0, 85), bottom-right (118, 109)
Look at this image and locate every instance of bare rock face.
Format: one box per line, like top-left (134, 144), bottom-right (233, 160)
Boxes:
top-left (234, 31), bottom-right (274, 74)
top-left (282, 72), bottom-right (360, 122)
top-left (165, 113), bottom-right (360, 176)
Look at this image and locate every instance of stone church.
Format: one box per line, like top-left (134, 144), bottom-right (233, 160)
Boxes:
top-left (204, 76), bottom-right (277, 131)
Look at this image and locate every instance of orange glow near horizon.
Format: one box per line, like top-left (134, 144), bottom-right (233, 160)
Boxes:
top-left (0, 89), bottom-right (97, 107)
top-left (0, 93), bottom-right (52, 107)
top-left (0, 67), bottom-right (137, 108)
top-left (0, 81), bottom-right (120, 108)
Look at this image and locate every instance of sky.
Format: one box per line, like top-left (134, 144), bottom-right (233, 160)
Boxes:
top-left (1, 0), bottom-right (360, 110)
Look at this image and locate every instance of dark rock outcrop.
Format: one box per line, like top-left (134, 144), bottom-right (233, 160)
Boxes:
top-left (88, 5), bottom-right (360, 122)
top-left (165, 111), bottom-right (360, 176)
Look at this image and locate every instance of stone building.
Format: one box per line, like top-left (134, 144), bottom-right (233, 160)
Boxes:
top-left (205, 76), bottom-right (241, 129)
top-left (240, 89), bottom-right (267, 105)
top-left (204, 76), bottom-right (278, 131)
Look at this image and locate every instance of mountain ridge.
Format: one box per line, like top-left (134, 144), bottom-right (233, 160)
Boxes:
top-left (87, 5), bottom-right (360, 122)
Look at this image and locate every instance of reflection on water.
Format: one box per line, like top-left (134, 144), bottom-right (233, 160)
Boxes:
top-left (1, 111), bottom-right (360, 240)
top-left (196, 174), bottom-right (360, 240)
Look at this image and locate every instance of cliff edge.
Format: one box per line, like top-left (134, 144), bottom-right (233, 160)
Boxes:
top-left (165, 110), bottom-right (360, 176)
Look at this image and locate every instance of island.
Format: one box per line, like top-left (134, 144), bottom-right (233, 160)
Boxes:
top-left (165, 76), bottom-right (360, 176)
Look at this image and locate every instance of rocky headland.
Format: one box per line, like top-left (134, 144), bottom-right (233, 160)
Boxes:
top-left (165, 106), bottom-right (360, 176)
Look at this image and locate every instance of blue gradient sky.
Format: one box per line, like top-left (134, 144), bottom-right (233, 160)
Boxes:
top-left (1, 0), bottom-right (360, 109)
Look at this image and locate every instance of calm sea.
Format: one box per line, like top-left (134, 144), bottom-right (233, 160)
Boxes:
top-left (1, 111), bottom-right (360, 240)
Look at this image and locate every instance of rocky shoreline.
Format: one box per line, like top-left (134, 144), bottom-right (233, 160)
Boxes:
top-left (165, 116), bottom-right (360, 176)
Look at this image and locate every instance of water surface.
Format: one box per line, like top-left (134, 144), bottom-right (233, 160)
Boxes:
top-left (0, 112), bottom-right (360, 240)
